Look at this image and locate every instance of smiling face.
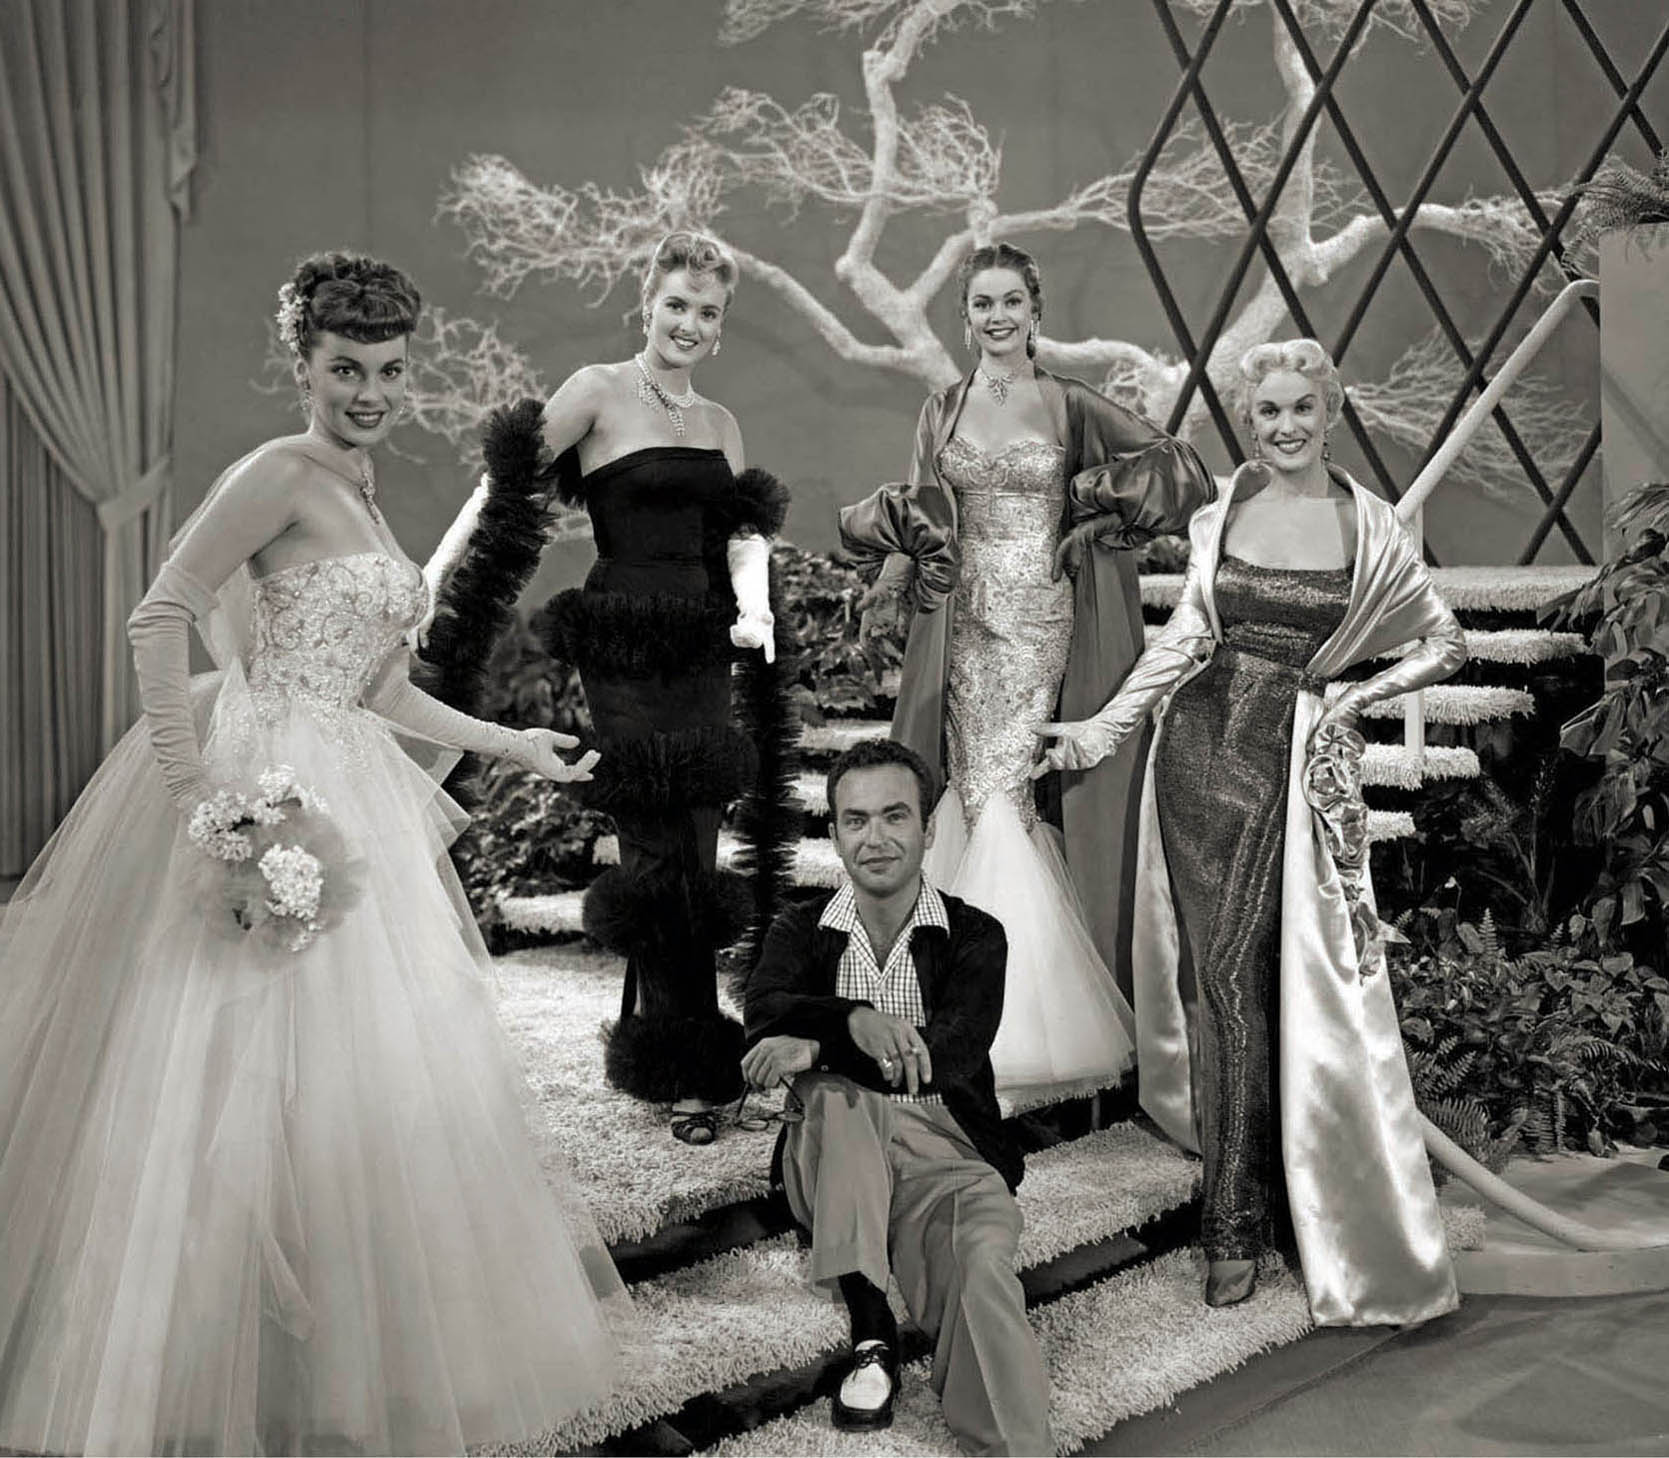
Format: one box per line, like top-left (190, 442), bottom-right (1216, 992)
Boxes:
top-left (643, 267), bottom-right (727, 371)
top-left (964, 266), bottom-right (1036, 366)
top-left (295, 331), bottom-right (409, 450)
top-left (829, 764), bottom-right (931, 903)
top-left (1248, 367), bottom-right (1329, 476)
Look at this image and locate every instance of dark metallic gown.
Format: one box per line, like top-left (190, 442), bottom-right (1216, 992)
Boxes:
top-left (1152, 554), bottom-right (1353, 1261)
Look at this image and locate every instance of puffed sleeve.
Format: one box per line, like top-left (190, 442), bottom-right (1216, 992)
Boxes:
top-left (1067, 396), bottom-right (1216, 546)
top-left (837, 483), bottom-right (961, 613)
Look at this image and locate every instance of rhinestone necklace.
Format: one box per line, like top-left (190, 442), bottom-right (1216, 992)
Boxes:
top-left (978, 362), bottom-right (1026, 407)
top-left (635, 354), bottom-right (698, 438)
top-left (301, 433), bottom-right (381, 521)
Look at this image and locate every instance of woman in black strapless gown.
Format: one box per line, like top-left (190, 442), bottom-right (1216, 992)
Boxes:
top-left (418, 233), bottom-right (791, 1141)
top-left (544, 443), bottom-right (786, 1121)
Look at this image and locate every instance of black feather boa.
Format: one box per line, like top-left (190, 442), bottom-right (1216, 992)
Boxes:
top-left (416, 398), bottom-right (555, 717)
top-left (728, 568), bottom-right (802, 968)
top-left (731, 466), bottom-right (791, 538)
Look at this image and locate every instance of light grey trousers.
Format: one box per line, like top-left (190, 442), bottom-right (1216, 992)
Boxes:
top-left (782, 1073), bottom-right (1056, 1457)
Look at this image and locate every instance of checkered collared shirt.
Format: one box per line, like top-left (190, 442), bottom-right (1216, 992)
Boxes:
top-left (820, 879), bottom-right (950, 1105)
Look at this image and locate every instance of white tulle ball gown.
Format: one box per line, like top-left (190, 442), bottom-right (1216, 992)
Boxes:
top-left (0, 549), bottom-right (625, 1456)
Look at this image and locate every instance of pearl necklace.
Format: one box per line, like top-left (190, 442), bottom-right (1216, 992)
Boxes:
top-left (635, 354), bottom-right (698, 438)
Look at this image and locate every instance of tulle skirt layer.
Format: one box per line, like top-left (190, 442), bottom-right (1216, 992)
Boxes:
top-left (0, 675), bottom-right (624, 1455)
top-left (925, 787), bottom-right (1136, 1091)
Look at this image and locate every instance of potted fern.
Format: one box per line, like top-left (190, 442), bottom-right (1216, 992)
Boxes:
top-left (1574, 152), bottom-right (1669, 555)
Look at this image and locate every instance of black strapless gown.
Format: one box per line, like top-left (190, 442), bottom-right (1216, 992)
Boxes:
top-left (540, 447), bottom-right (757, 1105)
top-left (1152, 555), bottom-right (1352, 1262)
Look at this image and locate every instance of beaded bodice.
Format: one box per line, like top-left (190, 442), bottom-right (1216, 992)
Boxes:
top-left (938, 435), bottom-right (1073, 830)
top-left (247, 552), bottom-right (427, 716)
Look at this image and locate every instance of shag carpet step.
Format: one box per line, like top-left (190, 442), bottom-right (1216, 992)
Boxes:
top-left (705, 1247), bottom-right (1315, 1458)
top-left (483, 1125), bottom-right (1202, 1451)
top-left (790, 744), bottom-right (1478, 811)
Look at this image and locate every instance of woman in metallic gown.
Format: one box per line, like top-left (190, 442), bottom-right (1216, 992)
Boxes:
top-left (840, 242), bottom-right (1214, 1094)
top-left (1038, 339), bottom-right (1465, 1323)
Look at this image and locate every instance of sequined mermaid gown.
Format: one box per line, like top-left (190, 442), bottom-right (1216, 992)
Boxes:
top-left (1152, 554), bottom-right (1353, 1261)
top-left (0, 553), bottom-right (624, 1455)
top-left (923, 436), bottom-right (1136, 1090)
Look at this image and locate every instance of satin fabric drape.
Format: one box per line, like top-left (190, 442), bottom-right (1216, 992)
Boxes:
top-left (1132, 463), bottom-right (1459, 1326)
top-left (0, 0), bottom-right (197, 748)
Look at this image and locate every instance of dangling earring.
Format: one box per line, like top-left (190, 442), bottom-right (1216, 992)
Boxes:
top-left (1249, 434), bottom-right (1264, 460)
top-left (712, 335), bottom-right (721, 356)
top-left (1026, 320), bottom-right (1038, 358)
top-left (1322, 436), bottom-right (1332, 462)
top-left (641, 310), bottom-right (651, 336)
top-left (963, 321), bottom-right (975, 354)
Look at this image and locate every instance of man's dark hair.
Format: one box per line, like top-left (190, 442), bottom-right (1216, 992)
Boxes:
top-left (825, 738), bottom-right (936, 822)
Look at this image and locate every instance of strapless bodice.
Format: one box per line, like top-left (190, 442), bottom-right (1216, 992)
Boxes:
top-left (246, 552), bottom-right (427, 715)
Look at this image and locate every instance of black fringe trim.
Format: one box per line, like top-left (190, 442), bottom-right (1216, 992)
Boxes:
top-left (731, 467), bottom-right (791, 539)
top-left (728, 564), bottom-right (803, 970)
top-left (579, 725), bottom-right (758, 813)
top-left (417, 398), bottom-right (556, 717)
top-left (582, 864), bottom-right (753, 954)
top-left (533, 588), bottom-right (734, 678)
top-left (602, 1011), bottom-right (746, 1105)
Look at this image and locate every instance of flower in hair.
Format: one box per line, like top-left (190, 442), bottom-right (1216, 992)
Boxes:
top-left (274, 282), bottom-right (305, 356)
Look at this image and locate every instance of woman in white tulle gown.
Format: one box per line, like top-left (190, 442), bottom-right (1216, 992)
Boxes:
top-left (0, 253), bottom-right (624, 1456)
top-left (841, 243), bottom-right (1214, 1093)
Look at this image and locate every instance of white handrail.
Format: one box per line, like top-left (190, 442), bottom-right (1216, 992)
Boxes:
top-left (1396, 277), bottom-right (1600, 525)
top-left (1392, 276), bottom-right (1600, 758)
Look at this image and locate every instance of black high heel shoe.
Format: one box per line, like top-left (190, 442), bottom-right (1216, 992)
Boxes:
top-left (1205, 1258), bottom-right (1257, 1307)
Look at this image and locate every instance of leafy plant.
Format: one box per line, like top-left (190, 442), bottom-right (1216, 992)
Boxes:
top-left (1568, 148), bottom-right (1669, 257)
top-left (772, 543), bottom-right (901, 723)
top-left (1391, 909), bottom-right (1669, 1158)
top-left (446, 616), bottom-right (607, 927)
top-left (1551, 481), bottom-right (1669, 943)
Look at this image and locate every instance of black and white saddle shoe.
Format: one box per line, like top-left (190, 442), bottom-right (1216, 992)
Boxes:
top-left (831, 1339), bottom-right (898, 1431)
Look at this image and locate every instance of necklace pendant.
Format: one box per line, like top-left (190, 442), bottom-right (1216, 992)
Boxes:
top-left (980, 366), bottom-right (1018, 407)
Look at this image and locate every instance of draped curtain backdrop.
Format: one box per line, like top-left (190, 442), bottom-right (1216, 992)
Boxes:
top-left (0, 0), bottom-right (196, 872)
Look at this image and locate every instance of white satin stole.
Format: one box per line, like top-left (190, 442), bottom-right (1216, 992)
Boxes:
top-left (1132, 465), bottom-right (1460, 1326)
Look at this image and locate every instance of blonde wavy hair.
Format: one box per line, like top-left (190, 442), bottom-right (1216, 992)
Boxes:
top-left (1235, 338), bottom-right (1345, 430)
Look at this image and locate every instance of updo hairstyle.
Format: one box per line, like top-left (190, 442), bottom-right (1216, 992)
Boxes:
top-left (956, 241), bottom-right (1045, 357)
top-left (638, 231), bottom-right (740, 318)
top-left (275, 251), bottom-right (422, 358)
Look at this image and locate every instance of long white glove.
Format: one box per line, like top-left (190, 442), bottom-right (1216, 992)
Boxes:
top-left (363, 651), bottom-right (599, 781)
top-left (1032, 599), bottom-right (1215, 778)
top-left (727, 532), bottom-right (775, 664)
top-left (408, 475), bottom-right (491, 651)
top-left (127, 560), bottom-right (221, 809)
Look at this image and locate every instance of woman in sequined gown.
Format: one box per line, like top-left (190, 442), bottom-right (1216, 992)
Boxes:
top-left (841, 243), bottom-right (1215, 1092)
top-left (0, 255), bottom-right (626, 1456)
top-left (1039, 340), bottom-right (1465, 1325)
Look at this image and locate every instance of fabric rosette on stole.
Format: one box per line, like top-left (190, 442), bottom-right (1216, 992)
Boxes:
top-left (1301, 721), bottom-right (1403, 968)
top-left (186, 765), bottom-right (366, 955)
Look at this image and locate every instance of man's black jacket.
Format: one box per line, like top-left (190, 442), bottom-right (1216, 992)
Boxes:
top-left (743, 887), bottom-right (1022, 1192)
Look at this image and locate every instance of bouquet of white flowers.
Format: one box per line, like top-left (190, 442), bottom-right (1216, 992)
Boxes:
top-left (187, 766), bottom-right (361, 952)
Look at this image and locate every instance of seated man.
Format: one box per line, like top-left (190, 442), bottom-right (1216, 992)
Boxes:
top-left (741, 738), bottom-right (1054, 1456)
